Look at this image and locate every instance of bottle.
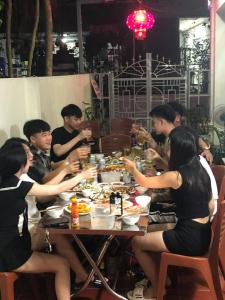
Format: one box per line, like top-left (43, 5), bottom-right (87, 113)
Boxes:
top-left (115, 192), bottom-right (123, 216)
top-left (70, 196), bottom-right (79, 228)
top-left (110, 192), bottom-right (116, 214)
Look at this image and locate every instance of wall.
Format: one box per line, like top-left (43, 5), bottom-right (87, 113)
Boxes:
top-left (0, 74), bottom-right (91, 145)
top-left (211, 0), bottom-right (225, 115)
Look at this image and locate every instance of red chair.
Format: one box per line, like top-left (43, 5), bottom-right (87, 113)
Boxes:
top-left (99, 134), bottom-right (131, 155)
top-left (211, 165), bottom-right (225, 192)
top-left (110, 118), bottom-right (133, 135)
top-left (79, 120), bottom-right (101, 139)
top-left (157, 200), bottom-right (225, 300)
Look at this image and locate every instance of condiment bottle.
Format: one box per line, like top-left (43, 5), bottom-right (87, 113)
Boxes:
top-left (115, 192), bottom-right (123, 216)
top-left (70, 196), bottom-right (79, 228)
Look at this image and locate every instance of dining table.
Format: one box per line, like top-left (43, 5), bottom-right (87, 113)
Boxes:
top-left (39, 211), bottom-right (148, 300)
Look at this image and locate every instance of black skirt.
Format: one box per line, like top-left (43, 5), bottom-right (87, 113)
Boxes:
top-left (0, 232), bottom-right (33, 272)
top-left (163, 218), bottom-right (211, 256)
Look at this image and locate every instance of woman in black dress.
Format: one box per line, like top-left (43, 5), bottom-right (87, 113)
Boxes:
top-left (124, 126), bottom-right (214, 300)
top-left (0, 143), bottom-right (96, 300)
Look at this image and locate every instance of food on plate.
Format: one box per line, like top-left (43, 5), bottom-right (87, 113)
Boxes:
top-left (125, 205), bottom-right (142, 214)
top-left (66, 203), bottom-right (91, 214)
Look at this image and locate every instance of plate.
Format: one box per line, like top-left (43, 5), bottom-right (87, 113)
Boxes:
top-left (77, 198), bottom-right (91, 203)
top-left (123, 200), bottom-right (133, 209)
top-left (64, 203), bottom-right (91, 215)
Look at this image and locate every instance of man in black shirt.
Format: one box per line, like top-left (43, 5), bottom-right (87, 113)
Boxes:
top-left (23, 119), bottom-right (89, 184)
top-left (51, 104), bottom-right (92, 162)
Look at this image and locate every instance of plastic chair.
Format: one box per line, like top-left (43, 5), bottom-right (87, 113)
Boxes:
top-left (79, 120), bottom-right (101, 138)
top-left (211, 165), bottom-right (225, 192)
top-left (110, 118), bottom-right (133, 135)
top-left (99, 134), bottom-right (131, 155)
top-left (0, 272), bottom-right (18, 300)
top-left (157, 200), bottom-right (225, 300)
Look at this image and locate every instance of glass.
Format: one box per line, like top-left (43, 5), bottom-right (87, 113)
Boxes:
top-left (123, 146), bottom-right (131, 156)
top-left (82, 162), bottom-right (97, 184)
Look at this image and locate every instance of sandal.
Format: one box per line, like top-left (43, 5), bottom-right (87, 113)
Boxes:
top-left (127, 286), bottom-right (156, 300)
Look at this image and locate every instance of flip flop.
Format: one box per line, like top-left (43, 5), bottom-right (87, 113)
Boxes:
top-left (127, 286), bottom-right (156, 300)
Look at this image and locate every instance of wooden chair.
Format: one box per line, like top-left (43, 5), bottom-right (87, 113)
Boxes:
top-left (110, 118), bottom-right (133, 135)
top-left (99, 134), bottom-right (131, 155)
top-left (157, 200), bottom-right (225, 300)
top-left (79, 120), bottom-right (101, 138)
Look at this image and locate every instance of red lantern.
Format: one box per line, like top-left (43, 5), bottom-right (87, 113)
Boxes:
top-left (126, 9), bottom-right (155, 40)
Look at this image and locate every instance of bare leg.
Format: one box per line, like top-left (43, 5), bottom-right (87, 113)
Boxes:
top-left (13, 251), bottom-right (71, 300)
top-left (132, 231), bottom-right (168, 298)
top-left (52, 235), bottom-right (88, 283)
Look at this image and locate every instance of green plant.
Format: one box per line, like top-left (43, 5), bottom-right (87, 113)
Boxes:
top-left (82, 102), bottom-right (95, 121)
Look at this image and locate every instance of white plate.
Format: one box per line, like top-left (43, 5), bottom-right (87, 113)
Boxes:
top-left (77, 198), bottom-right (91, 203)
top-left (123, 200), bottom-right (133, 209)
top-left (64, 204), bottom-right (91, 215)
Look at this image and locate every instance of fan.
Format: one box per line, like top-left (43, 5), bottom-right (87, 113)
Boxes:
top-left (214, 105), bottom-right (225, 129)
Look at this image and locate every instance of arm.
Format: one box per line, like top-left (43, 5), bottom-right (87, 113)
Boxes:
top-left (53, 129), bottom-right (92, 158)
top-left (123, 158), bottom-right (181, 189)
top-left (145, 148), bottom-right (169, 171)
top-left (198, 137), bottom-right (213, 165)
top-left (28, 167), bottom-right (97, 197)
top-left (42, 161), bottom-right (79, 183)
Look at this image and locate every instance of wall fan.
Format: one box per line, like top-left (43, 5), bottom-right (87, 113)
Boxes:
top-left (214, 105), bottom-right (225, 129)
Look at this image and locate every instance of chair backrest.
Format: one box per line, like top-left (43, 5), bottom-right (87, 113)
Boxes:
top-left (211, 165), bottom-right (225, 192)
top-left (209, 180), bottom-right (225, 266)
top-left (110, 118), bottom-right (133, 135)
top-left (79, 120), bottom-right (101, 138)
top-left (100, 134), bottom-right (131, 155)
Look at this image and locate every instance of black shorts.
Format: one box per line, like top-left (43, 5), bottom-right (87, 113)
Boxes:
top-left (0, 232), bottom-right (33, 272)
top-left (163, 219), bottom-right (211, 256)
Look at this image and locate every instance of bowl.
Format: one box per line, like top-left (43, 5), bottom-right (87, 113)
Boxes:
top-left (95, 153), bottom-right (104, 161)
top-left (135, 195), bottom-right (151, 207)
top-left (82, 189), bottom-right (94, 198)
top-left (135, 186), bottom-right (148, 195)
top-left (122, 214), bottom-right (140, 226)
top-left (46, 206), bottom-right (64, 218)
top-left (59, 191), bottom-right (75, 202)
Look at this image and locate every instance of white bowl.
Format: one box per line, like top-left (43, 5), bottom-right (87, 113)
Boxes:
top-left (122, 214), bottom-right (140, 226)
top-left (59, 191), bottom-right (75, 202)
top-left (135, 186), bottom-right (148, 195)
top-left (82, 189), bottom-right (94, 198)
top-left (95, 153), bottom-right (104, 161)
top-left (135, 195), bottom-right (151, 207)
top-left (46, 206), bottom-right (64, 218)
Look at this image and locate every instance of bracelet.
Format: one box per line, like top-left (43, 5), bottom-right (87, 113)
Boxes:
top-left (64, 160), bottom-right (70, 166)
top-left (201, 145), bottom-right (210, 150)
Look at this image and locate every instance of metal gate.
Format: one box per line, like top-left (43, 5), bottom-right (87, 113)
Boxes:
top-left (109, 53), bottom-right (188, 130)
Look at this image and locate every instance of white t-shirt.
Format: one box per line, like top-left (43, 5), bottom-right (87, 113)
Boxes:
top-left (199, 155), bottom-right (218, 215)
top-left (20, 173), bottom-right (41, 224)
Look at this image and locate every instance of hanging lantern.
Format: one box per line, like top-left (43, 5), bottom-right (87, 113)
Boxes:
top-left (126, 9), bottom-right (155, 40)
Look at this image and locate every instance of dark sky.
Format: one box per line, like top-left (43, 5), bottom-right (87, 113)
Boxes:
top-left (0, 0), bottom-right (209, 63)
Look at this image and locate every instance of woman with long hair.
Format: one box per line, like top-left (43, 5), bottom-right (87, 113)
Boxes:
top-left (124, 126), bottom-right (213, 300)
top-left (0, 141), bottom-right (97, 300)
